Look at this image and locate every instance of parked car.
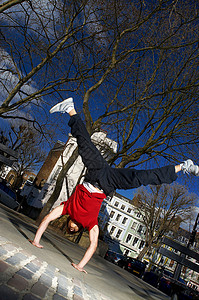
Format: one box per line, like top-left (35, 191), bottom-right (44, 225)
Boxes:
top-left (143, 270), bottom-right (160, 287)
top-left (118, 257), bottom-right (147, 278)
top-left (0, 180), bottom-right (19, 209)
top-left (159, 273), bottom-right (196, 300)
top-left (158, 270), bottom-right (186, 296)
top-left (143, 265), bottom-right (165, 287)
top-left (143, 267), bottom-right (195, 299)
top-left (104, 250), bottom-right (125, 265)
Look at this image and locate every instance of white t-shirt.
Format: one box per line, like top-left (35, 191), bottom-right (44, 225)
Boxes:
top-left (83, 182), bottom-right (103, 194)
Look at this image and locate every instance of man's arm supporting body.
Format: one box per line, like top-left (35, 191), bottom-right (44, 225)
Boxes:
top-left (72, 225), bottom-right (99, 274)
top-left (31, 202), bottom-right (99, 274)
top-left (30, 205), bottom-right (64, 248)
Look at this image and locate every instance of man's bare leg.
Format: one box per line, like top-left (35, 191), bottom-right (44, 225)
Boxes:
top-left (175, 165), bottom-right (181, 173)
top-left (30, 205), bottom-right (64, 248)
top-left (68, 108), bottom-right (77, 116)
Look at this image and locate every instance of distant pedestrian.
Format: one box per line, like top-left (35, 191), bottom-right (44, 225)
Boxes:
top-left (30, 97), bottom-right (198, 273)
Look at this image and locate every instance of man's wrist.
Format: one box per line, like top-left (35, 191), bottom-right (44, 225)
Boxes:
top-left (77, 262), bottom-right (84, 269)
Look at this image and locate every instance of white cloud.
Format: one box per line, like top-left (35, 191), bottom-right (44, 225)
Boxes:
top-left (0, 0), bottom-right (61, 40)
top-left (0, 48), bottom-right (39, 107)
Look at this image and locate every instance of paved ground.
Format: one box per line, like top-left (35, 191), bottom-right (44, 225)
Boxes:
top-left (0, 204), bottom-right (170, 300)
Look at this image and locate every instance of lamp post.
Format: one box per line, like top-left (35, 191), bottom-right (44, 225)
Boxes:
top-left (187, 213), bottom-right (199, 248)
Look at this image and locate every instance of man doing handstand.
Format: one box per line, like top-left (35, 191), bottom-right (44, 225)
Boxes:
top-left (31, 97), bottom-right (199, 273)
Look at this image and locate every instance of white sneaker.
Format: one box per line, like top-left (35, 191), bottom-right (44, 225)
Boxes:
top-left (49, 97), bottom-right (74, 114)
top-left (181, 159), bottom-right (199, 176)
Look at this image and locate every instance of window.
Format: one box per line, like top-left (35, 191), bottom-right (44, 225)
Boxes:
top-left (136, 212), bottom-right (141, 218)
top-left (126, 234), bottom-right (132, 243)
top-left (106, 196), bottom-right (111, 202)
top-left (8, 174), bottom-right (15, 184)
top-left (110, 211), bottom-right (115, 218)
top-left (139, 240), bottom-right (145, 249)
top-left (169, 260), bottom-right (174, 267)
top-left (116, 229), bottom-right (122, 239)
top-left (132, 237), bottom-right (139, 246)
top-left (160, 257), bottom-right (164, 264)
top-left (131, 221), bottom-right (137, 230)
top-left (122, 217), bottom-right (128, 224)
top-left (116, 214), bottom-right (121, 221)
top-left (53, 166), bottom-right (62, 180)
top-left (110, 226), bottom-right (116, 235)
top-left (124, 249), bottom-right (129, 256)
top-left (114, 201), bottom-right (119, 207)
top-left (137, 224), bottom-right (144, 233)
top-left (127, 208), bottom-right (132, 213)
top-left (121, 204), bottom-right (125, 210)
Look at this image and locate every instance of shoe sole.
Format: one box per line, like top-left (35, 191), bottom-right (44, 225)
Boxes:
top-left (49, 97), bottom-right (73, 113)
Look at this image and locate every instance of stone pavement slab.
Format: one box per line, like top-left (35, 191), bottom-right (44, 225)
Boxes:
top-left (0, 205), bottom-right (170, 300)
top-left (0, 236), bottom-right (108, 300)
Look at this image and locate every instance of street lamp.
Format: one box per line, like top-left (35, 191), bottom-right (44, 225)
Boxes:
top-left (187, 213), bottom-right (199, 248)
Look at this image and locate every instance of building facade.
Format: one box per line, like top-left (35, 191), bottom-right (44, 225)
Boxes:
top-left (98, 193), bottom-right (199, 287)
top-left (99, 192), bottom-right (146, 258)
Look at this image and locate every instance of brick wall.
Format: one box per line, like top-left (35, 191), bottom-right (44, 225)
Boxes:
top-left (34, 141), bottom-right (66, 188)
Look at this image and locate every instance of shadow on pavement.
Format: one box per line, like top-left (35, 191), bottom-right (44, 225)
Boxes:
top-left (9, 217), bottom-right (73, 264)
top-left (128, 285), bottom-right (165, 299)
top-left (113, 269), bottom-right (168, 300)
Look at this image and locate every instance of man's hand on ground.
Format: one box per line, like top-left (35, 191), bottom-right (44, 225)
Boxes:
top-left (28, 239), bottom-right (43, 248)
top-left (71, 263), bottom-right (87, 274)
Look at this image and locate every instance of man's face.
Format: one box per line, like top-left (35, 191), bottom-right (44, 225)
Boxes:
top-left (68, 219), bottom-right (79, 233)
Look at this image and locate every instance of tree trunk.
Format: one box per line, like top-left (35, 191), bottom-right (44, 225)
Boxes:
top-left (137, 245), bottom-right (150, 261)
top-left (12, 174), bottom-right (23, 190)
top-left (36, 148), bottom-right (79, 225)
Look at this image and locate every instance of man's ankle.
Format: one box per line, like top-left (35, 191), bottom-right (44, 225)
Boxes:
top-left (175, 165), bottom-right (181, 173)
top-left (69, 108), bottom-right (77, 116)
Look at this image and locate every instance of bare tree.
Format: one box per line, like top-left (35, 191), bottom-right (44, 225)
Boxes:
top-left (2, 124), bottom-right (46, 188)
top-left (0, 1), bottom-right (198, 221)
top-left (131, 183), bottom-right (196, 260)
